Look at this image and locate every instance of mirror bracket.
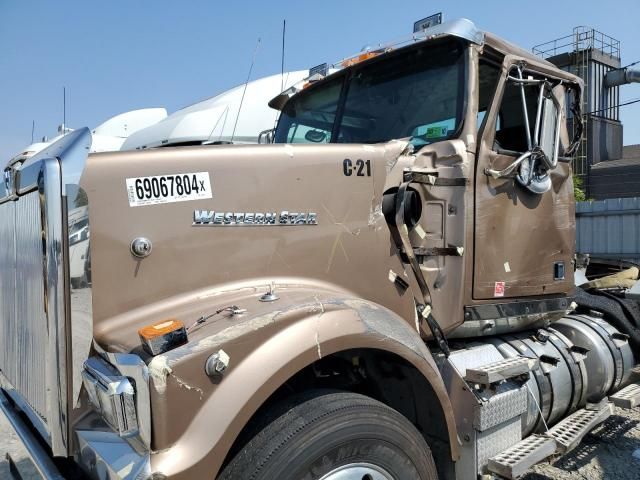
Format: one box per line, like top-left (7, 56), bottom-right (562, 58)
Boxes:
top-left (258, 129), bottom-right (275, 144)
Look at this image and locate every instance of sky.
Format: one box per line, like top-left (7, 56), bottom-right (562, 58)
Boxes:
top-left (1, 0), bottom-right (639, 160)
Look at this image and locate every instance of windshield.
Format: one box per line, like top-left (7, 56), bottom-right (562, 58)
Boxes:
top-left (274, 39), bottom-right (465, 147)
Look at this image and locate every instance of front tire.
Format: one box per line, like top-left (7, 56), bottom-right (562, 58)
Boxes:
top-left (219, 390), bottom-right (439, 480)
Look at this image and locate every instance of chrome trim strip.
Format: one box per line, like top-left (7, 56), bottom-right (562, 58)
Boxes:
top-left (39, 157), bottom-right (69, 456)
top-left (0, 390), bottom-right (65, 480)
top-left (56, 128), bottom-right (94, 410)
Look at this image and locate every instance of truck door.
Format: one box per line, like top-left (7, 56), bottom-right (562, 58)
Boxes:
top-left (473, 60), bottom-right (575, 300)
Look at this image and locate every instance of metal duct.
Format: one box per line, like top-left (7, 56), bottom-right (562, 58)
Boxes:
top-left (605, 67), bottom-right (640, 87)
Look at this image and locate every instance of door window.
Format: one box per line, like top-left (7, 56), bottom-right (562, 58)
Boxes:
top-left (493, 72), bottom-right (541, 153)
top-left (478, 60), bottom-right (501, 130)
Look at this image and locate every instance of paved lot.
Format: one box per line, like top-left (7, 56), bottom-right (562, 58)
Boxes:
top-left (2, 382), bottom-right (640, 479)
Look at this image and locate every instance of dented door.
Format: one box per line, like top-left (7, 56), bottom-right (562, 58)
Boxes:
top-left (473, 65), bottom-right (575, 300)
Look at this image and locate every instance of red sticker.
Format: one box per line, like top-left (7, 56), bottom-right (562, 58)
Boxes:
top-left (494, 281), bottom-right (505, 297)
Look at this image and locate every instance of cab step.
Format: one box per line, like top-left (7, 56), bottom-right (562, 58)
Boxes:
top-left (610, 383), bottom-right (640, 409)
top-left (465, 356), bottom-right (537, 387)
top-left (546, 400), bottom-right (613, 454)
top-left (487, 434), bottom-right (557, 480)
top-left (486, 401), bottom-right (613, 479)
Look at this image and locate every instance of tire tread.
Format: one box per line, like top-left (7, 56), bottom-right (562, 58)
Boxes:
top-left (219, 389), bottom-right (437, 480)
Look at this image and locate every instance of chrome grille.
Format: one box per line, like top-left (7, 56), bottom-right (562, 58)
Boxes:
top-left (0, 193), bottom-right (48, 421)
top-left (0, 201), bottom-right (17, 393)
top-left (0, 129), bottom-right (93, 455)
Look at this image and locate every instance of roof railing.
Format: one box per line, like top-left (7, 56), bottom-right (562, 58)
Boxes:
top-left (532, 26), bottom-right (620, 59)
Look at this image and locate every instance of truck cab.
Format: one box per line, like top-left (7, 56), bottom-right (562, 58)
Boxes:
top-left (270, 18), bottom-right (580, 336)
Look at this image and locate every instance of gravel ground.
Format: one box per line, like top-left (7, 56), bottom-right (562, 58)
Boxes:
top-left (2, 381), bottom-right (640, 479)
top-left (523, 404), bottom-right (640, 480)
top-left (0, 413), bottom-right (40, 479)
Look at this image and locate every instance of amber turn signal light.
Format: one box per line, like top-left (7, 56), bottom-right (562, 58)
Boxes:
top-left (138, 319), bottom-right (188, 356)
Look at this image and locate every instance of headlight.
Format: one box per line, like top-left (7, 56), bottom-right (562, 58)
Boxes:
top-left (81, 356), bottom-right (138, 437)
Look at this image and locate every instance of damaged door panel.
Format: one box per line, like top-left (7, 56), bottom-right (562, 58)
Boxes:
top-left (473, 58), bottom-right (575, 300)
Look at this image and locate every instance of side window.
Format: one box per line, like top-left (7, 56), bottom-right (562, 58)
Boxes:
top-left (494, 71), bottom-right (541, 153)
top-left (478, 60), bottom-right (501, 130)
top-left (275, 78), bottom-right (342, 144)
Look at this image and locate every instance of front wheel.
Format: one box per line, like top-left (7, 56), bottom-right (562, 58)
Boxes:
top-left (218, 390), bottom-right (439, 480)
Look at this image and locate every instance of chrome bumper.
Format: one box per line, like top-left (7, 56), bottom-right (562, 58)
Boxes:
top-left (74, 426), bottom-right (151, 480)
top-left (0, 390), bottom-right (64, 479)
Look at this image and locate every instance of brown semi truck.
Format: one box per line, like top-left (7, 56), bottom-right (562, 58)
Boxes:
top-left (1, 18), bottom-right (639, 480)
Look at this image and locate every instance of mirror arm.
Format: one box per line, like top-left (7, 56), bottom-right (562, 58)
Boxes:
top-left (532, 83), bottom-right (546, 148)
top-left (506, 75), bottom-right (547, 85)
top-left (512, 66), bottom-right (533, 151)
top-left (495, 147), bottom-right (524, 157)
top-left (258, 128), bottom-right (275, 144)
top-left (485, 151), bottom-right (532, 179)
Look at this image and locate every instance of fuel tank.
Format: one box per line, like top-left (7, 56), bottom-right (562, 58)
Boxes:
top-left (471, 314), bottom-right (635, 436)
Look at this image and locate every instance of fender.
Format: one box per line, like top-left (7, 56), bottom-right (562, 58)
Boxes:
top-left (146, 288), bottom-right (459, 479)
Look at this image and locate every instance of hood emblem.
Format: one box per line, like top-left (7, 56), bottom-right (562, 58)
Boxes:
top-left (193, 210), bottom-right (317, 226)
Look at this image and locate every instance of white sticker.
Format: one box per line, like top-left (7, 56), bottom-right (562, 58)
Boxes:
top-left (504, 262), bottom-right (511, 273)
top-left (388, 270), bottom-right (398, 283)
top-left (126, 172), bottom-right (212, 207)
top-left (414, 224), bottom-right (426, 239)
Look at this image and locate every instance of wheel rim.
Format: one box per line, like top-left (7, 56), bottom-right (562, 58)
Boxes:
top-left (319, 462), bottom-right (395, 480)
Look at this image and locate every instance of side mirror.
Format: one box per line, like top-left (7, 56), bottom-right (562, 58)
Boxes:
top-left (304, 130), bottom-right (328, 143)
top-left (515, 81), bottom-right (562, 194)
top-left (533, 83), bottom-right (562, 170)
top-left (258, 129), bottom-right (274, 144)
top-left (486, 66), bottom-right (564, 194)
